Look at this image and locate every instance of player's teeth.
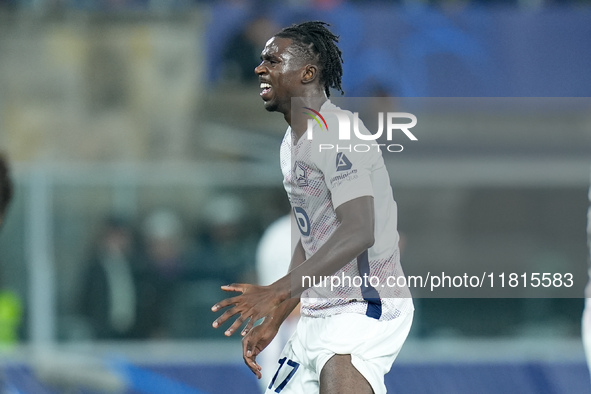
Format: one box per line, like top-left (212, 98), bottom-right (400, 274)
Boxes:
top-left (260, 83), bottom-right (271, 89)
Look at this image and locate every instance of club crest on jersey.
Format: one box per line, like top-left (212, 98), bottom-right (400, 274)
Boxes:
top-left (294, 161), bottom-right (309, 187)
top-left (336, 153), bottom-right (353, 172)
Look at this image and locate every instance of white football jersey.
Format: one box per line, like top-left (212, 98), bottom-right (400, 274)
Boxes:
top-left (280, 100), bottom-right (413, 321)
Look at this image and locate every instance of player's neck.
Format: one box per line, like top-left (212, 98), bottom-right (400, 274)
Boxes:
top-left (286, 95), bottom-right (328, 140)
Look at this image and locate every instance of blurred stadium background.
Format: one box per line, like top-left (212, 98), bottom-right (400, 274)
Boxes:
top-left (0, 0), bottom-right (590, 392)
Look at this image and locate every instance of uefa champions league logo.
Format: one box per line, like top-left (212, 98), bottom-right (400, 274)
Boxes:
top-left (304, 109), bottom-right (418, 153)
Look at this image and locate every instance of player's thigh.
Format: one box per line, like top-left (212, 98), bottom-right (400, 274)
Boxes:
top-left (319, 354), bottom-right (373, 394)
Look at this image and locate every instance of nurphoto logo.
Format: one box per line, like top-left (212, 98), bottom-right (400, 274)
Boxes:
top-left (305, 109), bottom-right (418, 153)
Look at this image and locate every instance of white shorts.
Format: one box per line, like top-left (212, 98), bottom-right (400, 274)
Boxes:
top-left (264, 311), bottom-right (413, 394)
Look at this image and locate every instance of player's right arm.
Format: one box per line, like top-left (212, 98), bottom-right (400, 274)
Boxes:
top-left (242, 238), bottom-right (305, 378)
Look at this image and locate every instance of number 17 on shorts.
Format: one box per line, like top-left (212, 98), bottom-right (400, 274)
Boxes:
top-left (267, 357), bottom-right (300, 393)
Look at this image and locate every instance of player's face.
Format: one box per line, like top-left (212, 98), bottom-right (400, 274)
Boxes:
top-left (255, 37), bottom-right (306, 114)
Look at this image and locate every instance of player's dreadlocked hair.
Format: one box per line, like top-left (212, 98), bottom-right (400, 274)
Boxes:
top-left (275, 21), bottom-right (344, 98)
top-left (0, 153), bottom-right (13, 220)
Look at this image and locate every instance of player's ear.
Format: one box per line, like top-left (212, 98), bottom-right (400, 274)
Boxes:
top-left (301, 64), bottom-right (319, 85)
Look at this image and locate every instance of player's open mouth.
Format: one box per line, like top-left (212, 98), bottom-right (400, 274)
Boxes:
top-left (260, 82), bottom-right (272, 99)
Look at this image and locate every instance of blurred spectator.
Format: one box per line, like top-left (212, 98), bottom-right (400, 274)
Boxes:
top-left (0, 290), bottom-right (21, 344)
top-left (196, 194), bottom-right (257, 285)
top-left (143, 196), bottom-right (260, 339)
top-left (78, 216), bottom-right (140, 340)
top-left (141, 209), bottom-right (189, 280)
top-left (222, 16), bottom-right (279, 84)
top-left (135, 208), bottom-right (193, 338)
top-left (0, 152), bottom-right (13, 227)
top-left (0, 153), bottom-right (21, 345)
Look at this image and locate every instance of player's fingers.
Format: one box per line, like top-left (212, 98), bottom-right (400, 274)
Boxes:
top-left (242, 336), bottom-right (262, 378)
top-left (211, 295), bottom-right (241, 313)
top-left (241, 317), bottom-right (256, 336)
top-left (253, 363), bottom-right (262, 379)
top-left (220, 283), bottom-right (246, 293)
top-left (211, 306), bottom-right (241, 329)
top-left (243, 352), bottom-right (260, 377)
top-left (242, 329), bottom-right (264, 358)
top-left (246, 358), bottom-right (262, 379)
top-left (225, 315), bottom-right (249, 337)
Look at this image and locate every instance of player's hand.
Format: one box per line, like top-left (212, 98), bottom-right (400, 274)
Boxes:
top-left (211, 283), bottom-right (286, 337)
top-left (241, 319), bottom-right (279, 379)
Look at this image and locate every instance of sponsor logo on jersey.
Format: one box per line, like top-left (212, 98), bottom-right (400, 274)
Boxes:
top-left (330, 169), bottom-right (358, 185)
top-left (336, 153), bottom-right (353, 171)
top-left (293, 207), bottom-right (310, 236)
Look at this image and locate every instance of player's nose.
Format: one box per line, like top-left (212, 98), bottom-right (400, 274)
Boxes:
top-left (254, 62), bottom-right (266, 75)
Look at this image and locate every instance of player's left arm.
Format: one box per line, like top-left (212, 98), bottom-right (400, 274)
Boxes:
top-left (211, 195), bottom-right (375, 336)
